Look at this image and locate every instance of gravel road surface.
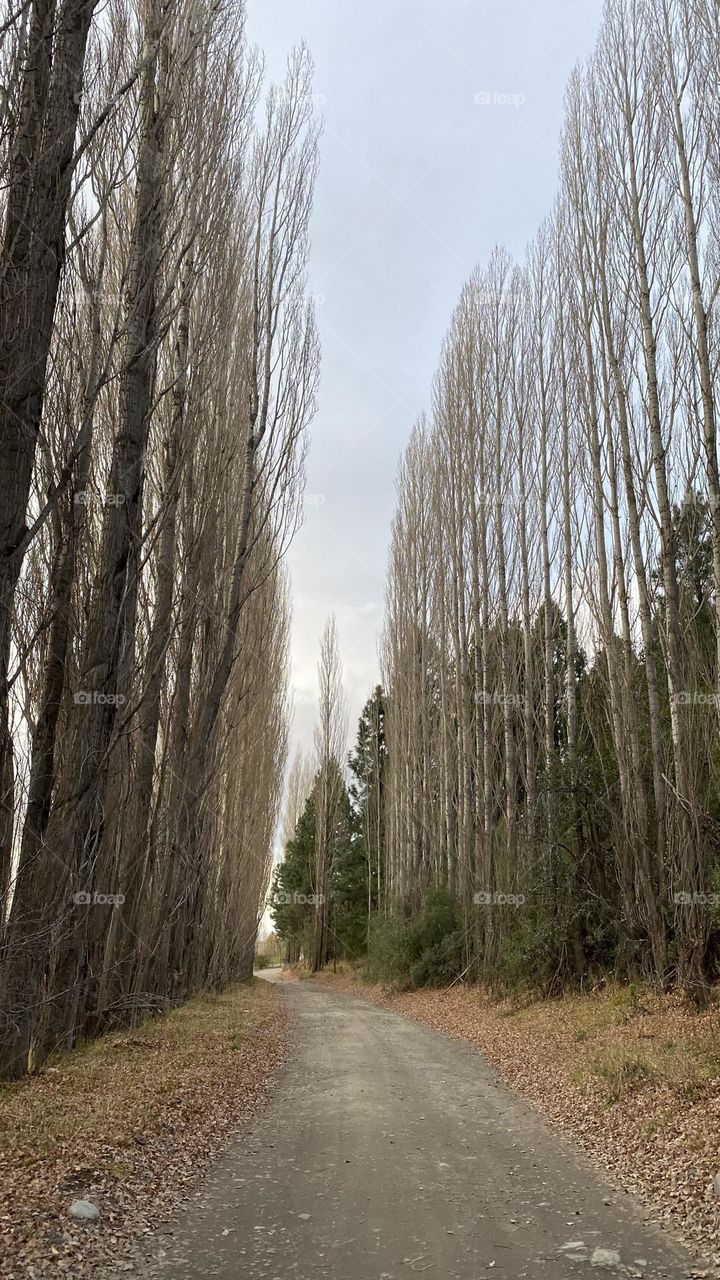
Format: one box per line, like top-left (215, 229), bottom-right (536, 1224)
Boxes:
top-left (144, 973), bottom-right (705, 1279)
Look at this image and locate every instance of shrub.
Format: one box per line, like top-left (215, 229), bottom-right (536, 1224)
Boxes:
top-left (366, 887), bottom-right (464, 989)
top-left (365, 912), bottom-right (414, 986)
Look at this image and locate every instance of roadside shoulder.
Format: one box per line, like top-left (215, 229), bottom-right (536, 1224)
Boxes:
top-left (0, 980), bottom-right (287, 1280)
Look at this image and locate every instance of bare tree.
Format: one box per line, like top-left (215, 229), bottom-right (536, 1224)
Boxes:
top-left (311, 615), bottom-right (348, 973)
top-left (0, 6), bottom-right (319, 1077)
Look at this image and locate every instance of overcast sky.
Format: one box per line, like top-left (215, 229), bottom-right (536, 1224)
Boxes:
top-left (245, 0), bottom-right (605, 769)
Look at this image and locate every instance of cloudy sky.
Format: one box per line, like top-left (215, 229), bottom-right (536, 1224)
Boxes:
top-left (245, 0), bottom-right (604, 767)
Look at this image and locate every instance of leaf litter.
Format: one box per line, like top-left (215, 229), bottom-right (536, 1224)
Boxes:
top-left (0, 979), bottom-right (287, 1279)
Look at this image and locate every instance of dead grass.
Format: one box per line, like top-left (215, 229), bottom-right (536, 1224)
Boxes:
top-left (0, 979), bottom-right (287, 1279)
top-left (498, 982), bottom-right (720, 1102)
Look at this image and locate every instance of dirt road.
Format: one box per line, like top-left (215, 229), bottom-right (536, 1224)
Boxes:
top-left (144, 974), bottom-right (705, 1278)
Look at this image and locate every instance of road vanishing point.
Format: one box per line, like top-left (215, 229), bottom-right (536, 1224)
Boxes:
top-left (145, 973), bottom-right (703, 1280)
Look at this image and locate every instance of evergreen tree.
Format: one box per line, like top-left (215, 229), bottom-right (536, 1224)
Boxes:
top-left (348, 686), bottom-right (388, 916)
top-left (271, 791), bottom-right (317, 963)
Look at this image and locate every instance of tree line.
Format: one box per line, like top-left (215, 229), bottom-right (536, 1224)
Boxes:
top-left (275, 0), bottom-right (720, 1001)
top-left (381, 0), bottom-right (720, 998)
top-left (0, 0), bottom-right (319, 1078)
top-left (270, 620), bottom-right (385, 971)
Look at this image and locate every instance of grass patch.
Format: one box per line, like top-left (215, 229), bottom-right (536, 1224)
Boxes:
top-left (578, 1046), bottom-right (660, 1102)
top-left (561, 991), bottom-right (720, 1102)
top-left (0, 979), bottom-right (287, 1280)
top-left (0, 981), bottom-right (280, 1169)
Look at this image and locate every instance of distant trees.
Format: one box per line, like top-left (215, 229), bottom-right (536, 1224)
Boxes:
top-left (271, 634), bottom-right (381, 968)
top-left (270, 765), bottom-right (366, 967)
top-left (271, 791), bottom-right (318, 965)
top-left (0, 3), bottom-right (319, 1077)
top-left (380, 0), bottom-right (720, 999)
top-left (348, 686), bottom-right (387, 921)
top-left (311, 615), bottom-right (348, 971)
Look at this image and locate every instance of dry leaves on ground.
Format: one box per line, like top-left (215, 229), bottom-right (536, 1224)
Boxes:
top-left (0, 979), bottom-right (287, 1280)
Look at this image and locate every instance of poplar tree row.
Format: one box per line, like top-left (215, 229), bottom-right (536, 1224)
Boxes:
top-left (381, 0), bottom-right (720, 997)
top-left (0, 0), bottom-right (319, 1077)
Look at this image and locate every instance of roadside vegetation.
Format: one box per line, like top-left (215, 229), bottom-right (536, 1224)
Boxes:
top-left (0, 980), bottom-right (286, 1280)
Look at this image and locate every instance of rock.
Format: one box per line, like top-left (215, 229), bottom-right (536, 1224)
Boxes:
top-left (713, 1172), bottom-right (720, 1198)
top-left (591, 1248), bottom-right (622, 1269)
top-left (47, 1231), bottom-right (74, 1247)
top-left (69, 1200), bottom-right (100, 1222)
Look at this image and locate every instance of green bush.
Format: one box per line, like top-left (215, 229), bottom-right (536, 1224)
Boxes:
top-left (487, 836), bottom-right (618, 995)
top-left (366, 887), bottom-right (464, 988)
top-left (365, 912), bottom-right (413, 985)
top-left (407, 888), bottom-right (464, 987)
